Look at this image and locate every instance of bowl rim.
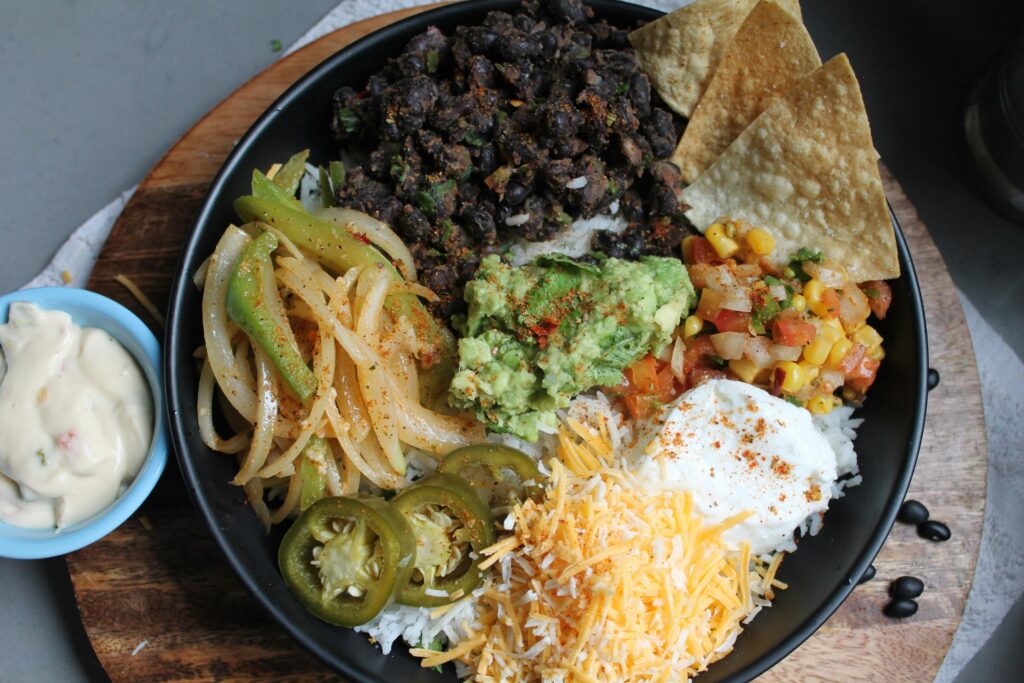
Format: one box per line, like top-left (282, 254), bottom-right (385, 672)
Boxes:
top-left (165, 1), bottom-right (928, 680)
top-left (0, 286), bottom-right (168, 560)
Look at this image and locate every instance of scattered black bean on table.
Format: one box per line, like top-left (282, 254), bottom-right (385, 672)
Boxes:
top-left (898, 499), bottom-right (930, 525)
top-left (858, 564), bottom-right (877, 585)
top-left (883, 597), bottom-right (919, 618)
top-left (918, 520), bottom-right (952, 542)
top-left (891, 576), bottom-right (925, 599)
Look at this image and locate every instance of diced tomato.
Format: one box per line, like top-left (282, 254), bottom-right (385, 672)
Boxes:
top-left (846, 356), bottom-right (881, 392)
top-left (861, 280), bottom-right (893, 320)
top-left (712, 309), bottom-right (751, 333)
top-left (691, 237), bottom-right (720, 265)
top-left (838, 342), bottom-right (868, 375)
top-left (683, 336), bottom-right (717, 373)
top-left (771, 316), bottom-right (816, 346)
top-left (622, 394), bottom-right (651, 419)
top-left (655, 364), bottom-right (678, 403)
top-left (819, 287), bottom-right (841, 319)
top-left (623, 355), bottom-right (658, 395)
top-left (689, 366), bottom-right (728, 386)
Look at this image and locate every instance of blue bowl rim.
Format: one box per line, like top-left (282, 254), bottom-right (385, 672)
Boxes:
top-left (165, 1), bottom-right (928, 681)
top-left (0, 286), bottom-right (168, 559)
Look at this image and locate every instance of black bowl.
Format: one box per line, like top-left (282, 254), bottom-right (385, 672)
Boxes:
top-left (165, 1), bottom-right (928, 681)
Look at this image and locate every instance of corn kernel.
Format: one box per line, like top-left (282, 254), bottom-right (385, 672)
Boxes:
top-left (852, 324), bottom-right (883, 351)
top-left (791, 293), bottom-right (807, 312)
top-left (822, 317), bottom-right (844, 336)
top-left (868, 345), bottom-right (886, 361)
top-left (729, 358), bottom-right (760, 384)
top-left (845, 318), bottom-right (867, 334)
top-left (776, 361), bottom-right (803, 393)
top-left (681, 235), bottom-right (696, 263)
top-left (803, 279), bottom-right (824, 305)
top-left (706, 223), bottom-right (740, 258)
top-left (828, 338), bottom-right (854, 368)
top-left (803, 336), bottom-right (833, 365)
top-left (745, 228), bottom-right (775, 255)
top-left (683, 315), bottom-right (703, 339)
top-left (806, 394), bottom-right (835, 415)
top-left (799, 361), bottom-right (820, 386)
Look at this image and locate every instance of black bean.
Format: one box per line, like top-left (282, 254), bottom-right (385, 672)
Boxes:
top-left (897, 499), bottom-right (929, 525)
top-left (883, 598), bottom-right (919, 618)
top-left (504, 182), bottom-right (529, 207)
top-left (891, 576), bottom-right (924, 599)
top-left (858, 564), bottom-right (877, 585)
top-left (927, 368), bottom-right (940, 390)
top-left (918, 520), bottom-right (951, 542)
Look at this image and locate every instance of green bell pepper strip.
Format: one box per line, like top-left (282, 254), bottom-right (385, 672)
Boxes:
top-left (226, 230), bottom-right (317, 402)
top-left (233, 194), bottom-right (456, 401)
top-left (299, 436), bottom-right (329, 512)
top-left (271, 149), bottom-right (310, 196)
top-left (391, 474), bottom-right (494, 607)
top-left (438, 444), bottom-right (541, 508)
top-left (278, 496), bottom-right (417, 627)
top-left (252, 169), bottom-right (304, 212)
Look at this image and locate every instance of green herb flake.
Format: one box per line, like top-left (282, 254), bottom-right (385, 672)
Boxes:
top-left (789, 247), bottom-right (824, 263)
top-left (615, 82), bottom-right (630, 96)
top-left (416, 179), bottom-right (457, 217)
top-left (785, 396), bottom-right (804, 407)
top-left (462, 130), bottom-right (485, 147)
top-left (270, 39), bottom-right (282, 53)
top-left (389, 155), bottom-right (409, 183)
top-left (863, 288), bottom-right (880, 299)
top-left (608, 178), bottom-right (619, 195)
top-left (36, 449), bottom-right (47, 465)
top-left (496, 110), bottom-right (509, 124)
top-left (336, 108), bottom-right (362, 136)
top-left (709, 355), bottom-right (726, 368)
top-left (426, 50), bottom-right (440, 74)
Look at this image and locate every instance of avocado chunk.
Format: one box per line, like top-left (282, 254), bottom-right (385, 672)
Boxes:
top-left (449, 253), bottom-right (695, 440)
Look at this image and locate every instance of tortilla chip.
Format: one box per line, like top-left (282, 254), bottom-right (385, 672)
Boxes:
top-left (629, 0), bottom-right (803, 118)
top-left (672, 1), bottom-right (821, 183)
top-left (681, 54), bottom-right (899, 282)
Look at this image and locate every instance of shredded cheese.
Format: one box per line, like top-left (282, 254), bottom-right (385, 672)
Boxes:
top-left (415, 448), bottom-right (783, 682)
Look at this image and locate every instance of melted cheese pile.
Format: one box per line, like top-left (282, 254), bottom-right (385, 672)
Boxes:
top-left (414, 437), bottom-right (786, 681)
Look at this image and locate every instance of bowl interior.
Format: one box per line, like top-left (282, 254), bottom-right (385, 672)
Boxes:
top-left (0, 287), bottom-right (167, 559)
top-left (166, 1), bottom-right (927, 681)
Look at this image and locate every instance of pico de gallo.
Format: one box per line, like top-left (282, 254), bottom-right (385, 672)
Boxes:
top-left (612, 219), bottom-right (893, 419)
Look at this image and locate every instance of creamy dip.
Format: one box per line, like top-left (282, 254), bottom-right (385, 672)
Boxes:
top-left (0, 302), bottom-right (152, 529)
top-left (626, 379), bottom-right (838, 556)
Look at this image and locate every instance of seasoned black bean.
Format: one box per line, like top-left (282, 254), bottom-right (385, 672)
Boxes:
top-left (858, 564), bottom-right (877, 585)
top-left (898, 499), bottom-right (930, 525)
top-left (891, 576), bottom-right (924, 599)
top-left (918, 520), bottom-right (951, 542)
top-left (883, 598), bottom-right (919, 618)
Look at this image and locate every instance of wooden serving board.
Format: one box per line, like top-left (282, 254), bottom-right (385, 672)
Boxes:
top-left (66, 5), bottom-right (988, 682)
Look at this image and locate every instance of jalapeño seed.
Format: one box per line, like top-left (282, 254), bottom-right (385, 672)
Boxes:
top-left (898, 499), bottom-right (929, 525)
top-left (883, 598), bottom-right (919, 618)
top-left (891, 576), bottom-right (924, 599)
top-left (918, 520), bottom-right (951, 542)
top-left (858, 564), bottom-right (877, 585)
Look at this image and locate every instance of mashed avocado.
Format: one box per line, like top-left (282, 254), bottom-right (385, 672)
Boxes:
top-left (449, 253), bottom-right (695, 440)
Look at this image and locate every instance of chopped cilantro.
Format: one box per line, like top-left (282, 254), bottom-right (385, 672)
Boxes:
top-left (426, 50), bottom-right (439, 74)
top-left (441, 220), bottom-right (455, 243)
top-left (608, 178), bottom-right (619, 195)
top-left (35, 449), bottom-right (46, 466)
top-left (788, 248), bottom-right (823, 283)
top-left (709, 355), bottom-right (726, 367)
top-left (496, 110), bottom-right (509, 124)
top-left (389, 155), bottom-right (409, 183)
top-left (415, 179), bottom-right (456, 217)
top-left (462, 130), bottom-right (485, 147)
top-left (785, 396), bottom-right (804, 407)
top-left (336, 108), bottom-right (362, 136)
top-left (270, 39), bottom-right (282, 53)
top-left (863, 287), bottom-right (881, 299)
top-left (615, 82), bottom-right (630, 95)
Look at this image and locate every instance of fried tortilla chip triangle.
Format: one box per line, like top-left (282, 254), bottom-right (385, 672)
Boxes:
top-left (681, 54), bottom-right (899, 282)
top-left (672, 0), bottom-right (821, 183)
top-left (629, 0), bottom-right (802, 118)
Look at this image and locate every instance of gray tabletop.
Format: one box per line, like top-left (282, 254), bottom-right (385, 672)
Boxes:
top-left (1, 1), bottom-right (1022, 681)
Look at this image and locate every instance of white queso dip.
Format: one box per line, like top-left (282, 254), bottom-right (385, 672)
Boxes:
top-left (0, 302), bottom-right (152, 529)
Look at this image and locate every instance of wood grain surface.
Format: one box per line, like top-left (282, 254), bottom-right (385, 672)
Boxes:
top-left (66, 5), bottom-right (987, 682)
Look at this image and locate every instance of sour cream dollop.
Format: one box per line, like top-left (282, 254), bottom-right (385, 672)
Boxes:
top-left (0, 303), bottom-right (152, 529)
top-left (626, 379), bottom-right (837, 556)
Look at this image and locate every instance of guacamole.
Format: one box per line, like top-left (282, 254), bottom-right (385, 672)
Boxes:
top-left (449, 253), bottom-right (695, 440)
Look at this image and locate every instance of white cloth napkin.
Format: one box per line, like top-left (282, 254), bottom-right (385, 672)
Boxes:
top-left (23, 2), bottom-right (1022, 681)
